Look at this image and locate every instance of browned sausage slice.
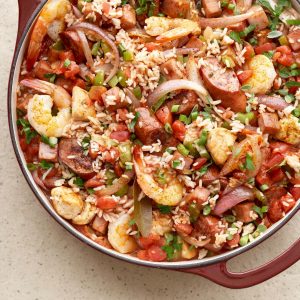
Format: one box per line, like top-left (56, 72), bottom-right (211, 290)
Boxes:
top-left (160, 58), bottom-right (185, 80)
top-left (201, 58), bottom-right (246, 112)
top-left (60, 31), bottom-right (85, 63)
top-left (166, 91), bottom-right (198, 115)
top-left (120, 4), bottom-right (137, 29)
top-left (58, 138), bottom-right (95, 179)
top-left (134, 107), bottom-right (168, 145)
top-left (258, 112), bottom-right (280, 134)
top-left (161, 0), bottom-right (190, 18)
top-left (195, 215), bottom-right (222, 243)
top-left (233, 202), bottom-right (256, 223)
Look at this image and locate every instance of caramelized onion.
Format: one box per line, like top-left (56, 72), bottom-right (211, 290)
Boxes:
top-left (68, 22), bottom-right (120, 83)
top-left (76, 30), bottom-right (94, 68)
top-left (214, 186), bottom-right (255, 216)
top-left (147, 79), bottom-right (208, 108)
top-left (95, 171), bottom-right (134, 197)
top-left (124, 88), bottom-right (141, 108)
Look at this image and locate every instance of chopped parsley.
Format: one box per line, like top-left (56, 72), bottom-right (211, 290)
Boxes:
top-left (73, 177), bottom-right (84, 187)
top-left (245, 153), bottom-right (255, 171)
top-left (41, 135), bottom-right (58, 148)
top-left (252, 205), bottom-right (268, 218)
top-left (286, 19), bottom-right (300, 25)
top-left (44, 73), bottom-right (57, 83)
top-left (285, 81), bottom-right (300, 88)
top-left (64, 59), bottom-right (71, 68)
top-left (39, 160), bottom-right (54, 170)
top-left (128, 219), bottom-right (136, 226)
top-left (17, 118), bottom-right (37, 144)
top-left (157, 204), bottom-right (172, 214)
top-left (263, 50), bottom-right (275, 59)
top-left (161, 234), bottom-right (182, 260)
top-left (129, 112), bottom-right (140, 130)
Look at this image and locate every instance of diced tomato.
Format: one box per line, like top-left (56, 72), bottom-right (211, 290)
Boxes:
top-left (172, 120), bottom-right (186, 141)
top-left (117, 108), bottom-right (129, 121)
top-left (147, 245), bottom-right (167, 262)
top-left (138, 234), bottom-right (160, 249)
top-left (114, 162), bottom-right (124, 177)
top-left (74, 78), bottom-right (86, 89)
top-left (89, 86), bottom-right (107, 104)
top-left (226, 233), bottom-right (240, 248)
top-left (276, 45), bottom-right (292, 55)
top-left (96, 196), bottom-right (118, 210)
top-left (244, 44), bottom-right (255, 60)
top-left (280, 194), bottom-right (296, 213)
top-left (265, 153), bottom-right (284, 169)
top-left (254, 43), bottom-right (276, 55)
top-left (268, 198), bottom-right (284, 223)
top-left (155, 106), bottom-right (173, 125)
top-left (55, 78), bottom-right (74, 94)
top-left (102, 1), bottom-right (110, 14)
top-left (59, 50), bottom-right (75, 61)
top-left (19, 136), bottom-right (28, 152)
top-left (84, 176), bottom-right (104, 188)
top-left (256, 168), bottom-right (272, 186)
top-left (237, 70), bottom-right (253, 84)
top-left (272, 51), bottom-right (281, 62)
top-left (262, 216), bottom-right (272, 228)
top-left (193, 157), bottom-right (207, 170)
top-left (269, 142), bottom-right (291, 154)
top-left (64, 61), bottom-right (80, 79)
top-left (110, 131), bottom-right (130, 142)
top-left (174, 223), bottom-right (193, 235)
top-left (144, 42), bottom-right (162, 52)
top-left (290, 187), bottom-right (300, 200)
top-left (115, 124), bottom-right (128, 131)
top-left (268, 167), bottom-right (285, 183)
top-left (277, 53), bottom-right (295, 67)
top-left (137, 250), bottom-right (149, 260)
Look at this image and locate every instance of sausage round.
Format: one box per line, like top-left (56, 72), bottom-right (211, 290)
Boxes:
top-left (134, 107), bottom-right (168, 145)
top-left (194, 215), bottom-right (222, 243)
top-left (60, 31), bottom-right (85, 63)
top-left (201, 58), bottom-right (246, 112)
top-left (58, 138), bottom-right (95, 179)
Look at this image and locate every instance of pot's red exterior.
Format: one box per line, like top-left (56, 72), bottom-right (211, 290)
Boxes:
top-left (13, 0), bottom-right (300, 289)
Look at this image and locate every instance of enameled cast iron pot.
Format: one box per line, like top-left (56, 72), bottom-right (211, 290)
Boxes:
top-left (8, 0), bottom-right (300, 289)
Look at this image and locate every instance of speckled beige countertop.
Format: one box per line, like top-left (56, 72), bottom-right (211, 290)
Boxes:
top-left (0, 1), bottom-right (299, 299)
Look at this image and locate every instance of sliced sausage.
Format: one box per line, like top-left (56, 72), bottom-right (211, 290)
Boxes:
top-left (247, 6), bottom-right (269, 31)
top-left (288, 29), bottom-right (300, 51)
top-left (134, 107), bottom-right (168, 145)
top-left (201, 58), bottom-right (246, 112)
top-left (160, 58), bottom-right (185, 80)
top-left (101, 87), bottom-right (127, 112)
top-left (202, 0), bottom-right (222, 18)
top-left (258, 112), bottom-right (280, 134)
top-left (60, 31), bottom-right (85, 63)
top-left (201, 165), bottom-right (220, 186)
top-left (233, 202), bottom-right (256, 223)
top-left (185, 36), bottom-right (206, 51)
top-left (161, 0), bottom-right (190, 18)
top-left (58, 138), bottom-right (95, 179)
top-left (257, 95), bottom-right (289, 111)
top-left (166, 91), bottom-right (198, 115)
top-left (195, 215), bottom-right (222, 243)
top-left (33, 61), bottom-right (54, 80)
top-left (120, 4), bottom-right (136, 29)
top-left (39, 142), bottom-right (58, 162)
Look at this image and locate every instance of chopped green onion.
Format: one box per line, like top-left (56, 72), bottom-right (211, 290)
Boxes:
top-left (94, 71), bottom-right (105, 86)
top-left (245, 153), bottom-right (255, 171)
top-left (152, 96), bottom-right (167, 112)
top-left (235, 112), bottom-right (255, 124)
top-left (44, 73), bottom-right (57, 83)
top-left (129, 112), bottom-right (140, 130)
top-left (118, 43), bottom-right (126, 53)
top-left (285, 94), bottom-right (295, 103)
top-left (133, 86), bottom-right (142, 99)
top-left (164, 123), bottom-right (173, 134)
top-left (257, 224), bottom-right (267, 233)
top-left (108, 75), bottom-right (119, 88)
top-left (228, 3), bottom-right (235, 10)
top-left (189, 203), bottom-right (200, 222)
top-left (64, 59), bottom-right (71, 68)
top-left (101, 41), bottom-right (110, 54)
top-left (171, 105), bottom-right (180, 113)
top-left (225, 215), bottom-right (236, 223)
top-left (41, 135), bottom-right (58, 148)
top-left (285, 81), bottom-right (300, 88)
top-left (203, 205), bottom-right (211, 216)
top-left (260, 184), bottom-right (269, 191)
top-left (239, 234), bottom-right (249, 246)
top-left (52, 40), bottom-right (64, 51)
top-left (117, 70), bottom-right (127, 87)
top-left (177, 144), bottom-right (189, 157)
top-left (196, 130), bottom-right (208, 146)
top-left (190, 111), bottom-right (198, 121)
top-left (286, 19), bottom-right (300, 25)
top-left (91, 41), bottom-right (101, 56)
top-left (158, 204), bottom-right (172, 214)
top-left (172, 160), bottom-right (182, 169)
top-left (123, 50), bottom-right (134, 61)
top-left (39, 160), bottom-right (54, 170)
top-left (179, 114), bottom-right (191, 125)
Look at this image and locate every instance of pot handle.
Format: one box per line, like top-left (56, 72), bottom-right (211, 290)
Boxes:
top-left (180, 238), bottom-right (300, 288)
top-left (16, 0), bottom-right (44, 45)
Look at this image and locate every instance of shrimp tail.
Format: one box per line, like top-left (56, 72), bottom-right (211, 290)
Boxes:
top-left (26, 18), bottom-right (48, 71)
top-left (20, 78), bottom-right (53, 95)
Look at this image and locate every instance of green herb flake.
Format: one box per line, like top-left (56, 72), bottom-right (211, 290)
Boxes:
top-left (73, 177), bottom-right (84, 187)
top-left (157, 204), bottom-right (172, 214)
top-left (44, 73), bottom-right (57, 83)
top-left (39, 160), bottom-right (54, 170)
top-left (64, 59), bottom-right (71, 68)
top-left (17, 118), bottom-right (37, 144)
top-left (245, 153), bottom-right (255, 171)
top-left (129, 112), bottom-right (140, 130)
top-left (229, 31), bottom-right (242, 44)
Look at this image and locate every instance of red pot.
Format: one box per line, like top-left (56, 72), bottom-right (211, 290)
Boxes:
top-left (7, 0), bottom-right (300, 289)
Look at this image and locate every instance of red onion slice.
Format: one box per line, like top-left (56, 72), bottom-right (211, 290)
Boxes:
top-left (124, 88), bottom-right (141, 108)
top-left (76, 30), bottom-right (94, 68)
top-left (214, 186), bottom-right (255, 216)
top-left (32, 170), bottom-right (49, 191)
top-left (68, 22), bottom-right (120, 83)
top-left (257, 95), bottom-right (289, 110)
top-left (198, 10), bottom-right (255, 28)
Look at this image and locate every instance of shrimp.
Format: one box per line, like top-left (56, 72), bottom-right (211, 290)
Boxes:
top-left (21, 79), bottom-right (72, 137)
top-left (145, 16), bottom-right (201, 43)
top-left (51, 186), bottom-right (84, 219)
top-left (72, 202), bottom-right (98, 225)
top-left (26, 0), bottom-right (71, 70)
top-left (133, 146), bottom-right (184, 206)
top-left (107, 213), bottom-right (137, 254)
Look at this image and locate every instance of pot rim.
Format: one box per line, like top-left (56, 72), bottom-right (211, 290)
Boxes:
top-left (7, 0), bottom-right (300, 270)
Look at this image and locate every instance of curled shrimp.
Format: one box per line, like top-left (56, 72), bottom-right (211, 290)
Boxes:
top-left (21, 79), bottom-right (72, 137)
top-left (145, 16), bottom-right (201, 43)
top-left (133, 146), bottom-right (184, 206)
top-left (108, 213), bottom-right (137, 254)
top-left (26, 0), bottom-right (71, 70)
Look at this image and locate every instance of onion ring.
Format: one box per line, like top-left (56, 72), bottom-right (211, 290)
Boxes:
top-left (76, 30), bottom-right (94, 68)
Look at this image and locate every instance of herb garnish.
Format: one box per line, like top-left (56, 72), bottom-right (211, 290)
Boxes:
top-left (17, 118), bottom-right (37, 144)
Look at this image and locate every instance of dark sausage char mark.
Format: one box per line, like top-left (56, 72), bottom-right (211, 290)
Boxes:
top-left (58, 138), bottom-right (95, 179)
